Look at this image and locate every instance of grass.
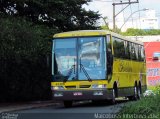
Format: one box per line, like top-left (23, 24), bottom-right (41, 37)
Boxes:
top-left (118, 86), bottom-right (160, 119)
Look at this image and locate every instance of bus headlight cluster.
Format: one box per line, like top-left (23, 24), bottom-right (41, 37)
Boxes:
top-left (51, 86), bottom-right (64, 90)
top-left (92, 84), bottom-right (106, 89)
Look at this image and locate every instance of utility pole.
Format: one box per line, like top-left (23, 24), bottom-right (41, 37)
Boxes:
top-left (120, 8), bottom-right (149, 30)
top-left (113, 0), bottom-right (139, 32)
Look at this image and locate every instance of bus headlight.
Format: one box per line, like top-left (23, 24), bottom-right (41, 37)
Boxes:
top-left (92, 84), bottom-right (106, 89)
top-left (51, 86), bottom-right (64, 90)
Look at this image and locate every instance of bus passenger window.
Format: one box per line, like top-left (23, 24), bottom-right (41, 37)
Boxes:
top-left (134, 44), bottom-right (139, 60)
top-left (130, 42), bottom-right (136, 60)
top-left (112, 37), bottom-right (125, 59)
top-left (138, 45), bottom-right (145, 61)
top-left (141, 46), bottom-right (145, 61)
top-left (124, 41), bottom-right (130, 59)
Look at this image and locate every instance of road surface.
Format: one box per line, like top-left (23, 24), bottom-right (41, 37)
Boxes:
top-left (6, 100), bottom-right (129, 119)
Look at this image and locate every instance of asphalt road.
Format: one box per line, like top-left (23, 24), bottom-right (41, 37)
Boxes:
top-left (8, 100), bottom-right (129, 119)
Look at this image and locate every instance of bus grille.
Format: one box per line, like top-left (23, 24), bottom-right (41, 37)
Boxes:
top-left (79, 85), bottom-right (91, 88)
top-left (65, 85), bottom-right (91, 89)
top-left (65, 86), bottom-right (76, 89)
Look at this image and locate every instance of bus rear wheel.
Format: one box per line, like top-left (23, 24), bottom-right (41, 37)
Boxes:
top-left (137, 85), bottom-right (141, 100)
top-left (63, 101), bottom-right (73, 108)
top-left (133, 85), bottom-right (140, 100)
top-left (128, 86), bottom-right (139, 101)
top-left (111, 88), bottom-right (116, 104)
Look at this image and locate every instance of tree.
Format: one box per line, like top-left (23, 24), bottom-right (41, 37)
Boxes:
top-left (0, 0), bottom-right (100, 31)
top-left (0, 0), bottom-right (101, 102)
top-left (0, 15), bottom-right (55, 101)
top-left (100, 17), bottom-right (110, 30)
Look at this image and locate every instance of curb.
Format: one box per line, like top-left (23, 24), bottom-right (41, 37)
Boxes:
top-left (0, 101), bottom-right (60, 113)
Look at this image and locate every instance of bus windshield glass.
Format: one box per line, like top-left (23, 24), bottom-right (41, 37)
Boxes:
top-left (52, 36), bottom-right (106, 81)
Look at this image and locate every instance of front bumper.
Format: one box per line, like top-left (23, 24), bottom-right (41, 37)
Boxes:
top-left (52, 89), bottom-right (112, 101)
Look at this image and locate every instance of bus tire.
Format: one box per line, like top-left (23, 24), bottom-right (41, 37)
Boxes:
top-left (63, 101), bottom-right (72, 108)
top-left (137, 84), bottom-right (141, 100)
top-left (111, 88), bottom-right (116, 104)
top-left (133, 85), bottom-right (138, 100)
top-left (128, 84), bottom-right (139, 101)
top-left (128, 96), bottom-right (133, 100)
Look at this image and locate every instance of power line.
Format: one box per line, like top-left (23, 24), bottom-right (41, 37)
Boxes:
top-left (93, 0), bottom-right (113, 2)
top-left (112, 0), bottom-right (139, 31)
top-left (138, 2), bottom-right (141, 29)
top-left (121, 4), bottom-right (126, 23)
top-left (130, 4), bottom-right (134, 27)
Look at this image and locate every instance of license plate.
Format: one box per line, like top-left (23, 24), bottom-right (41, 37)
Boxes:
top-left (73, 92), bottom-right (83, 96)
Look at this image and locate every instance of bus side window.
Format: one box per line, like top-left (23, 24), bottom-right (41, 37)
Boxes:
top-left (112, 37), bottom-right (125, 59)
top-left (130, 42), bottom-right (137, 60)
top-left (138, 45), bottom-right (145, 61)
top-left (138, 45), bottom-right (141, 61)
top-left (141, 46), bottom-right (145, 61)
top-left (124, 41), bottom-right (130, 59)
top-left (135, 44), bottom-right (139, 61)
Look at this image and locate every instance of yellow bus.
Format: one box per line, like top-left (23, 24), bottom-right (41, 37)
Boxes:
top-left (51, 30), bottom-right (146, 107)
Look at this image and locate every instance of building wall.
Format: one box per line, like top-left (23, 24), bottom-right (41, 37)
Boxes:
top-left (127, 35), bottom-right (160, 42)
top-left (109, 9), bottom-right (159, 32)
top-left (144, 42), bottom-right (160, 86)
top-left (141, 10), bottom-right (159, 30)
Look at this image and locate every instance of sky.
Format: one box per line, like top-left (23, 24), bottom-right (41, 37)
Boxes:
top-left (84, 0), bottom-right (160, 23)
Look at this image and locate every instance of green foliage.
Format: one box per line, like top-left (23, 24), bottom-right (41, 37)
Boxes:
top-left (101, 25), bottom-right (109, 30)
top-left (0, 0), bottom-right (100, 31)
top-left (101, 25), bottom-right (121, 34)
top-left (122, 28), bottom-right (160, 36)
top-left (0, 0), bottom-right (100, 102)
top-left (155, 86), bottom-right (160, 95)
top-left (119, 88), bottom-right (160, 119)
top-left (0, 15), bottom-right (56, 101)
top-left (120, 96), bottom-right (160, 116)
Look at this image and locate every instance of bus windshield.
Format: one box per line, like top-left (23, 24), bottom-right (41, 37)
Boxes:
top-left (52, 36), bottom-right (106, 81)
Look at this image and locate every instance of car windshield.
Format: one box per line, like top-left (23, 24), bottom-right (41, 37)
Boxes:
top-left (153, 52), bottom-right (160, 57)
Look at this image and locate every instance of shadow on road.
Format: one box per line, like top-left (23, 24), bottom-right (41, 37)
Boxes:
top-left (11, 99), bottom-right (130, 119)
top-left (55, 98), bottom-right (129, 109)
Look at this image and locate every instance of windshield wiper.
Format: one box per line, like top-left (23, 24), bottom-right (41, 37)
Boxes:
top-left (80, 64), bottom-right (92, 82)
top-left (63, 65), bottom-right (75, 83)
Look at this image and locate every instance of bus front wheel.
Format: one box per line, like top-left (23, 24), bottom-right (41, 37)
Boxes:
top-left (63, 101), bottom-right (73, 108)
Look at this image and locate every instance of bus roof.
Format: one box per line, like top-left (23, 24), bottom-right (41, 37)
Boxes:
top-left (53, 30), bottom-right (143, 45)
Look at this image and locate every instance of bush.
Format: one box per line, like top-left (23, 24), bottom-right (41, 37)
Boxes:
top-left (119, 87), bottom-right (160, 119)
top-left (0, 15), bottom-right (56, 102)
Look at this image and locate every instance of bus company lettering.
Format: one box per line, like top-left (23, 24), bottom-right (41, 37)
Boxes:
top-left (55, 83), bottom-right (64, 86)
top-left (119, 61), bottom-right (132, 72)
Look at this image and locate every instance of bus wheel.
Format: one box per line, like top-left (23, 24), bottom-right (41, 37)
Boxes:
top-left (127, 96), bottom-right (133, 101)
top-left (137, 85), bottom-right (141, 100)
top-left (63, 101), bottom-right (72, 108)
top-left (111, 88), bottom-right (116, 104)
top-left (133, 86), bottom-right (138, 100)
